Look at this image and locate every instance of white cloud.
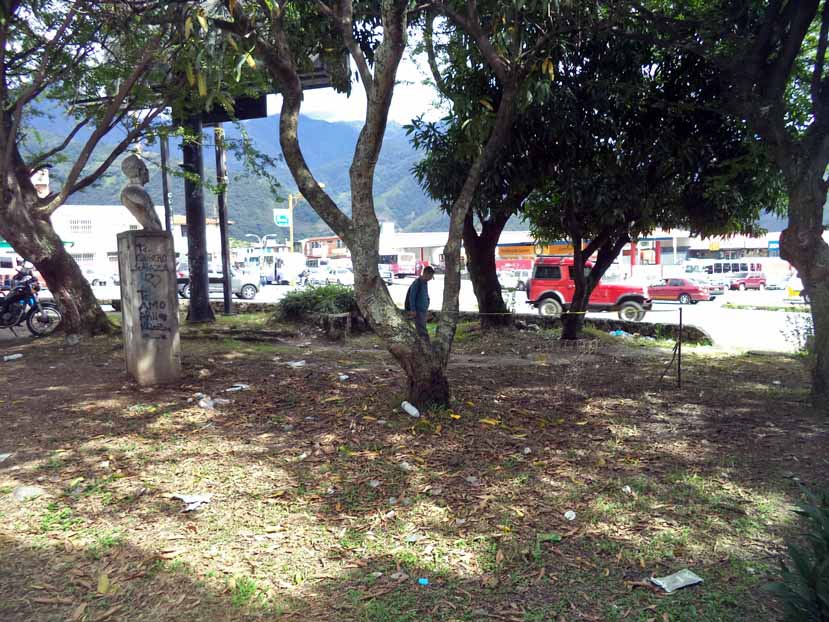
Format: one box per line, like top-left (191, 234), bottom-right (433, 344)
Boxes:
top-left (268, 48), bottom-right (447, 125)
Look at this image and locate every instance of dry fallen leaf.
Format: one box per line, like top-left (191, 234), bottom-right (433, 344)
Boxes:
top-left (70, 602), bottom-right (87, 621)
top-left (96, 573), bottom-right (110, 595)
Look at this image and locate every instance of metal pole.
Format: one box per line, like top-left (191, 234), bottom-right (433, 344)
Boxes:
top-left (678, 306), bottom-right (683, 389)
top-left (182, 115), bottom-right (215, 323)
top-left (288, 193), bottom-right (295, 287)
top-left (214, 126), bottom-right (233, 316)
top-left (160, 134), bottom-right (173, 235)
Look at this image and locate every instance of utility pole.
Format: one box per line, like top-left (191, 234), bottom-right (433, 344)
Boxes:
top-left (214, 126), bottom-right (233, 315)
top-left (182, 115), bottom-right (215, 323)
top-left (160, 134), bottom-right (173, 235)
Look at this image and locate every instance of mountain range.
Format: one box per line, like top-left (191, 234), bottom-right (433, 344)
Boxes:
top-left (29, 102), bottom-right (803, 242)
top-left (39, 110), bottom-right (453, 241)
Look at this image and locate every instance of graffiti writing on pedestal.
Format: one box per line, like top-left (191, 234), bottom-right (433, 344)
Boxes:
top-left (134, 241), bottom-right (171, 339)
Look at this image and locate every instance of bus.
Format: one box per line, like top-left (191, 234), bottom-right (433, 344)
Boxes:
top-left (379, 252), bottom-right (417, 278)
top-left (684, 259), bottom-right (765, 276)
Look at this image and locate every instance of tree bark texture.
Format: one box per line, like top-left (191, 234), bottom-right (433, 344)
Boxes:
top-left (463, 210), bottom-right (512, 329)
top-left (561, 231), bottom-right (630, 341)
top-left (181, 116), bottom-right (214, 324)
top-left (779, 164), bottom-right (829, 398)
top-left (0, 194), bottom-right (110, 337)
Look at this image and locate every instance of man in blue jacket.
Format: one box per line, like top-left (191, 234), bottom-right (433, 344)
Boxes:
top-left (405, 266), bottom-right (435, 340)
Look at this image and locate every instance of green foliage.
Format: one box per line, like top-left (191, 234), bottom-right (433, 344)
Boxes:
top-left (275, 284), bottom-right (358, 322)
top-left (766, 486), bottom-right (829, 622)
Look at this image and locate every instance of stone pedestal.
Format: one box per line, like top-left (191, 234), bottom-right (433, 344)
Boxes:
top-left (117, 230), bottom-right (181, 385)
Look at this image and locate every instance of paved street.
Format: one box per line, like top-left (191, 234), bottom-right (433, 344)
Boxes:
top-left (17, 277), bottom-right (807, 353)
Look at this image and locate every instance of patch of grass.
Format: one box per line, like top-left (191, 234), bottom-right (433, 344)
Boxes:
top-left (40, 503), bottom-right (81, 532)
top-left (215, 312), bottom-right (272, 329)
top-left (724, 302), bottom-right (810, 313)
top-left (230, 575), bottom-right (262, 608)
top-left (346, 588), bottom-right (421, 622)
top-left (86, 529), bottom-right (124, 559)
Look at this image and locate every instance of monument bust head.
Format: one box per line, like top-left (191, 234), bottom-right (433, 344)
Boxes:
top-left (122, 154), bottom-right (150, 186)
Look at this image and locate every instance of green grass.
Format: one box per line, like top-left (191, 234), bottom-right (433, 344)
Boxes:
top-left (230, 575), bottom-right (262, 608)
top-left (86, 529), bottom-right (124, 559)
top-left (724, 302), bottom-right (810, 313)
top-left (40, 503), bottom-right (81, 532)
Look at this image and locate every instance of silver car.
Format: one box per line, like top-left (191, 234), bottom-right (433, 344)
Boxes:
top-left (177, 267), bottom-right (259, 300)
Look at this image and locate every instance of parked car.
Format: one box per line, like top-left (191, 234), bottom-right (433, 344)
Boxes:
top-left (525, 257), bottom-right (652, 321)
top-left (305, 268), bottom-right (330, 286)
top-left (379, 266), bottom-right (394, 285)
top-left (326, 267), bottom-right (355, 286)
top-left (648, 278), bottom-right (713, 304)
top-left (497, 270), bottom-right (519, 290)
top-left (177, 266), bottom-right (259, 300)
top-left (83, 269), bottom-right (115, 287)
top-left (729, 272), bottom-right (766, 290)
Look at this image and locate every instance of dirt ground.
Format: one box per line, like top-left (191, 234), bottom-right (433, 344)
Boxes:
top-left (0, 316), bottom-right (827, 622)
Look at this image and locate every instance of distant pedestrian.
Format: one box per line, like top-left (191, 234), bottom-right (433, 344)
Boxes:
top-left (405, 266), bottom-right (434, 341)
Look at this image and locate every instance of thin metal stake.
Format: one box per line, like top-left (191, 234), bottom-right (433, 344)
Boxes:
top-left (678, 306), bottom-right (683, 389)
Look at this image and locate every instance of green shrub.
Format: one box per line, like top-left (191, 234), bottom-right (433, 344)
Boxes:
top-left (766, 486), bottom-right (829, 622)
top-left (275, 284), bottom-right (359, 322)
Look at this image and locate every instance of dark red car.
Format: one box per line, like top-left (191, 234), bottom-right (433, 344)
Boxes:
top-left (648, 278), bottom-right (713, 304)
top-left (526, 257), bottom-right (652, 321)
top-left (729, 272), bottom-right (766, 291)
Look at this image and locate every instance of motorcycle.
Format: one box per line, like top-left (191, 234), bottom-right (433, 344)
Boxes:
top-left (0, 265), bottom-right (63, 336)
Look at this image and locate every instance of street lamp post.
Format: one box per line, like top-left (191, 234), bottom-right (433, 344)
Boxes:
top-left (245, 233), bottom-right (280, 284)
top-left (286, 184), bottom-right (324, 287)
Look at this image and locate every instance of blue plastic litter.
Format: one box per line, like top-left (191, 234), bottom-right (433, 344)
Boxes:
top-left (418, 578), bottom-right (429, 586)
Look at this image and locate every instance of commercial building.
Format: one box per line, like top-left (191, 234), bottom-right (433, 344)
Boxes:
top-left (48, 204), bottom-right (222, 275)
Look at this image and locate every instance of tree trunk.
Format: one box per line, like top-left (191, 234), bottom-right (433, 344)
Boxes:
top-left (0, 198), bottom-right (110, 337)
top-left (463, 211), bottom-right (512, 329)
top-left (561, 230), bottom-right (629, 341)
top-left (562, 286), bottom-right (588, 340)
top-left (349, 243), bottom-right (450, 409)
top-left (181, 116), bottom-right (215, 324)
top-left (779, 167), bottom-right (829, 399)
top-left (562, 233), bottom-right (588, 340)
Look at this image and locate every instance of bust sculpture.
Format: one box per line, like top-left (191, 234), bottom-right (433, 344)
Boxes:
top-left (120, 154), bottom-right (163, 232)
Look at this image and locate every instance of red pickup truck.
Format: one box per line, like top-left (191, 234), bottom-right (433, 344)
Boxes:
top-left (526, 257), bottom-right (652, 321)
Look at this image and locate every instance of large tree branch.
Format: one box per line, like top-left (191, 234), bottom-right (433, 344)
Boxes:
top-left (226, 1), bottom-right (352, 238)
top-left (766, 0), bottom-right (819, 100)
top-left (42, 107), bottom-right (165, 209)
top-left (39, 35), bottom-right (162, 212)
top-left (27, 118), bottom-right (92, 171)
top-left (814, 1), bottom-right (829, 109)
top-left (424, 9), bottom-right (450, 98)
top-left (434, 0), bottom-right (509, 83)
top-left (348, 0), bottom-right (408, 225)
top-left (320, 0), bottom-right (374, 94)
top-left (4, 3), bottom-right (80, 168)
top-left (434, 83), bottom-right (519, 361)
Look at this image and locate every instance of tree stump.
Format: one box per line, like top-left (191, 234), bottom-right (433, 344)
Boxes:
top-left (321, 313), bottom-right (351, 340)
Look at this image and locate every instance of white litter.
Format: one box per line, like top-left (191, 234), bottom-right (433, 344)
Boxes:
top-left (286, 360), bottom-right (306, 368)
top-left (226, 383), bottom-right (250, 392)
top-left (650, 569), bottom-right (704, 593)
top-left (401, 401), bottom-right (420, 418)
top-left (564, 510), bottom-right (577, 521)
top-left (171, 493), bottom-right (213, 513)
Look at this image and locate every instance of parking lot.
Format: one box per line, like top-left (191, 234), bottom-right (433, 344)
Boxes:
top-left (82, 275), bottom-right (810, 354)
